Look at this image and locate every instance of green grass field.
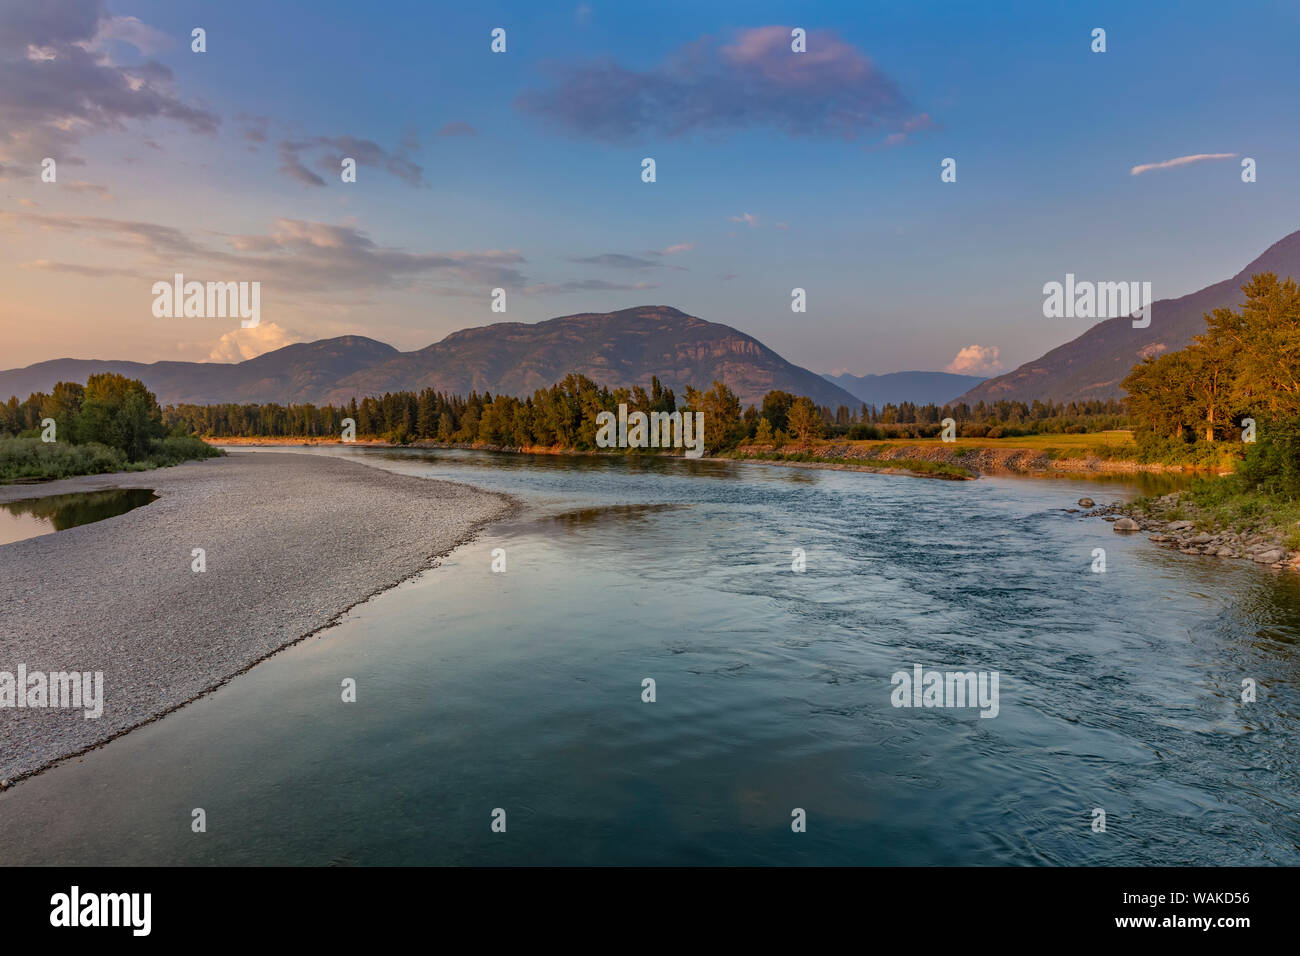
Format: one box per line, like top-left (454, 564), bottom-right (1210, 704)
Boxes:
top-left (856, 430), bottom-right (1136, 453)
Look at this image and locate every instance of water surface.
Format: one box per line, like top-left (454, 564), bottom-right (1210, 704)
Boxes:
top-left (0, 488), bottom-right (157, 546)
top-left (0, 448), bottom-right (1295, 865)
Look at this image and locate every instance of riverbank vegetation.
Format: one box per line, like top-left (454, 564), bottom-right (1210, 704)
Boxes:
top-left (0, 374), bottom-right (221, 481)
top-left (1124, 272), bottom-right (1300, 474)
top-left (1109, 272), bottom-right (1300, 550)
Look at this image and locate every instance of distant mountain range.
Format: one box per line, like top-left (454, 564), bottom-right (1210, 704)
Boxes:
top-left (1, 306), bottom-right (862, 410)
top-left (822, 370), bottom-right (987, 408)
top-left (956, 229), bottom-right (1300, 406)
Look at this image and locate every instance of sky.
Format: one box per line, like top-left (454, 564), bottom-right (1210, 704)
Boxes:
top-left (2, 0), bottom-right (1299, 378)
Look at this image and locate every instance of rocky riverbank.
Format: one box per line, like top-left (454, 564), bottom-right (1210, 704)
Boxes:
top-left (1078, 493), bottom-right (1300, 572)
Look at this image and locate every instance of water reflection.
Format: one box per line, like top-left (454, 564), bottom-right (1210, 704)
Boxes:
top-left (0, 488), bottom-right (157, 546)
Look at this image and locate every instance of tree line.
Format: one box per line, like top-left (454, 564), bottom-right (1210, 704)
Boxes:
top-left (153, 373), bottom-right (1127, 452)
top-left (1123, 272), bottom-right (1300, 488)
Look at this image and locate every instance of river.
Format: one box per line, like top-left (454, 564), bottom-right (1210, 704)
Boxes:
top-left (1, 446), bottom-right (1296, 865)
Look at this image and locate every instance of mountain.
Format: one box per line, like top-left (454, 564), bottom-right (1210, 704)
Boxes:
top-left (955, 230), bottom-right (1300, 406)
top-left (823, 370), bottom-right (987, 408)
top-left (0, 307), bottom-right (861, 410)
top-left (0, 337), bottom-right (398, 407)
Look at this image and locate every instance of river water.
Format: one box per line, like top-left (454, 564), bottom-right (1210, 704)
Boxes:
top-left (1, 447), bottom-right (1296, 865)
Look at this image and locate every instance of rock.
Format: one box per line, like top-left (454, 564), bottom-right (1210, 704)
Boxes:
top-left (1113, 517), bottom-right (1141, 532)
top-left (1167, 520), bottom-right (1195, 531)
top-left (1189, 533), bottom-right (1214, 544)
top-left (1148, 534), bottom-right (1167, 542)
top-left (1255, 549), bottom-right (1286, 564)
top-left (1077, 497), bottom-right (1095, 508)
top-left (1216, 548), bottom-right (1237, 558)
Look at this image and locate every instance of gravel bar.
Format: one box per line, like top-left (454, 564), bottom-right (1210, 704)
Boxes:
top-left (0, 451), bottom-right (515, 784)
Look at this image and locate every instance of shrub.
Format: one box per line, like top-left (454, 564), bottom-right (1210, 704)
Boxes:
top-left (145, 435), bottom-right (222, 467)
top-left (0, 438), bottom-right (128, 481)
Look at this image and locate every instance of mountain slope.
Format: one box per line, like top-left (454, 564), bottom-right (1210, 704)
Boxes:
top-left (323, 306), bottom-right (859, 408)
top-left (0, 336), bottom-right (398, 406)
top-left (824, 370), bottom-right (987, 407)
top-left (956, 230), bottom-right (1300, 406)
top-left (1, 308), bottom-right (859, 410)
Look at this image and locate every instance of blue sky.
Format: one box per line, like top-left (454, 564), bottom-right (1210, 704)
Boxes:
top-left (3, 0), bottom-right (1298, 378)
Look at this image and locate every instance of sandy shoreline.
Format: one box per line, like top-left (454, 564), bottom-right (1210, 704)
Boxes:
top-left (0, 451), bottom-right (515, 785)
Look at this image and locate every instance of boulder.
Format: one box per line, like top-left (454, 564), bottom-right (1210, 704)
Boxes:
top-left (1255, 549), bottom-right (1286, 564)
top-left (1077, 497), bottom-right (1095, 508)
top-left (1113, 517), bottom-right (1140, 532)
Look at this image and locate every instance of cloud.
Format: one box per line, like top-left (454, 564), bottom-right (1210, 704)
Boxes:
top-left (0, 0), bottom-right (219, 164)
top-left (237, 114), bottom-right (270, 144)
top-left (277, 133), bottom-right (425, 187)
top-left (523, 279), bottom-right (658, 294)
top-left (436, 121), bottom-right (476, 137)
top-left (89, 15), bottom-right (173, 55)
top-left (1129, 153), bottom-right (1236, 176)
top-left (729, 212), bottom-right (760, 227)
top-left (875, 113), bottom-right (935, 149)
top-left (18, 258), bottom-right (140, 278)
top-left (568, 253), bottom-right (661, 269)
top-left (62, 179), bottom-right (112, 199)
top-left (207, 322), bottom-right (303, 362)
top-left (277, 142), bottom-right (326, 186)
top-left (2, 210), bottom-right (530, 292)
top-left (654, 242), bottom-right (693, 256)
top-left (516, 26), bottom-right (925, 143)
top-left (945, 345), bottom-right (1002, 375)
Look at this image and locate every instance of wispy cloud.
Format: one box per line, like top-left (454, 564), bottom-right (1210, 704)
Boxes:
top-left (653, 242), bottom-right (694, 256)
top-left (1129, 153), bottom-right (1236, 176)
top-left (516, 26), bottom-right (926, 144)
top-left (524, 279), bottom-right (658, 294)
top-left (436, 121), bottom-right (477, 137)
top-left (18, 258), bottom-right (142, 278)
top-left (277, 132), bottom-right (425, 188)
top-left (2, 211), bottom-right (529, 292)
top-left (87, 15), bottom-right (174, 56)
top-left (729, 213), bottom-right (760, 227)
top-left (568, 253), bottom-right (661, 269)
top-left (61, 180), bottom-right (113, 199)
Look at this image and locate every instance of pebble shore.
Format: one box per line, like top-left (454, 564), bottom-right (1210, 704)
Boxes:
top-left (0, 452), bottom-right (514, 785)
